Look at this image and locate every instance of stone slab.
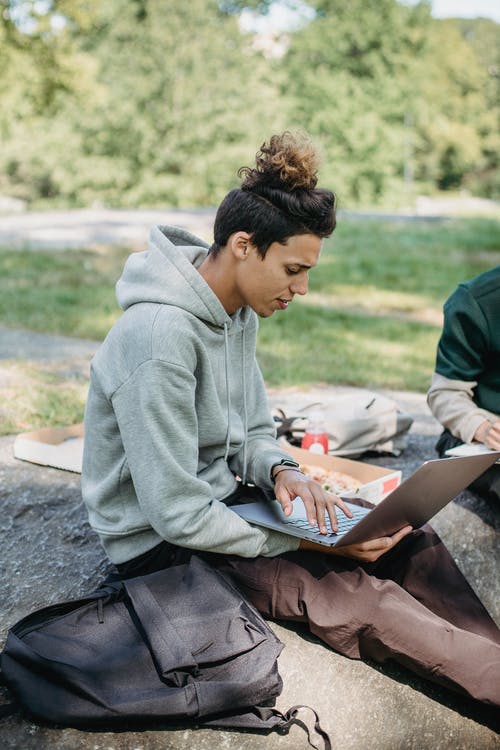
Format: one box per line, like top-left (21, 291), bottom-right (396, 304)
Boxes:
top-left (1, 426), bottom-right (498, 748)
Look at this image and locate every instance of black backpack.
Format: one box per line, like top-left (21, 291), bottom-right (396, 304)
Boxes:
top-left (0, 555), bottom-right (330, 748)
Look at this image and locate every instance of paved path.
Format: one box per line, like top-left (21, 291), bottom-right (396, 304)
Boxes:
top-left (1, 203), bottom-right (498, 251)
top-left (0, 325), bottom-right (100, 362)
top-left (0, 198), bottom-right (498, 251)
top-left (0, 208), bottom-right (217, 248)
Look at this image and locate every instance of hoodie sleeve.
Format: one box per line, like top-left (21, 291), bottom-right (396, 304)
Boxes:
top-left (426, 284), bottom-right (499, 442)
top-left (427, 372), bottom-right (498, 443)
top-left (111, 359), bottom-right (299, 557)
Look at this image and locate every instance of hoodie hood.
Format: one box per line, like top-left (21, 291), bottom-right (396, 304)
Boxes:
top-left (116, 225), bottom-right (235, 328)
top-left (115, 224), bottom-right (253, 478)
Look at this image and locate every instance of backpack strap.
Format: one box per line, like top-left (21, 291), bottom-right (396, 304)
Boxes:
top-left (255, 704), bottom-right (332, 750)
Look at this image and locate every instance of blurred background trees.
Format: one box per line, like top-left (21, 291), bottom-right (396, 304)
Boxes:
top-left (0, 0), bottom-right (498, 208)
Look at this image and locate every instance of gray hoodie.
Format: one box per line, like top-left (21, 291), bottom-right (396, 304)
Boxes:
top-left (81, 225), bottom-right (299, 564)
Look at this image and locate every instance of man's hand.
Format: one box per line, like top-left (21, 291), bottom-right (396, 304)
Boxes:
top-left (273, 467), bottom-right (353, 534)
top-left (299, 525), bottom-right (413, 562)
top-left (474, 419), bottom-right (500, 450)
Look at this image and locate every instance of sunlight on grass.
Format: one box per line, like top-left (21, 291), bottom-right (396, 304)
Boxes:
top-left (301, 286), bottom-right (442, 324)
top-left (0, 362), bottom-right (88, 435)
top-left (0, 219), bottom-right (498, 405)
top-left (319, 218), bottom-right (500, 303)
top-left (257, 304), bottom-right (441, 392)
top-left (0, 245), bottom-right (128, 339)
top-left (306, 285), bottom-right (428, 311)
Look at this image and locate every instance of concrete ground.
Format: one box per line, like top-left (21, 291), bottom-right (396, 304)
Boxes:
top-left (0, 329), bottom-right (499, 749)
top-left (0, 208), bottom-right (499, 748)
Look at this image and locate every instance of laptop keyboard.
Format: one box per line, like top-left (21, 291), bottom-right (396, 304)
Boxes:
top-left (283, 506), bottom-right (368, 536)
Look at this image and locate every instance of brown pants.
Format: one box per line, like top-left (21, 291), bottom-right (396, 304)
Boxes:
top-left (115, 526), bottom-right (500, 706)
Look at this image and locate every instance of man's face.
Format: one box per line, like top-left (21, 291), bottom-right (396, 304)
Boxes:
top-left (235, 233), bottom-right (322, 318)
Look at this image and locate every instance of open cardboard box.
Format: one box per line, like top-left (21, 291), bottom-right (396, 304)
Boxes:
top-left (13, 423), bottom-right (84, 474)
top-left (13, 425), bottom-right (402, 504)
top-left (284, 445), bottom-right (401, 505)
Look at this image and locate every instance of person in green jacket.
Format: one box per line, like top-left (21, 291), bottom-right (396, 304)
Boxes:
top-left (427, 266), bottom-right (500, 505)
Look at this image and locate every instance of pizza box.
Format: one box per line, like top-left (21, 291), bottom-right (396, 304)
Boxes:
top-left (13, 423), bottom-right (84, 474)
top-left (12, 424), bottom-right (402, 504)
top-left (283, 444), bottom-right (401, 505)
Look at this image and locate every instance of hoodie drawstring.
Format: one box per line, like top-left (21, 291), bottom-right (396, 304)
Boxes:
top-left (241, 327), bottom-right (248, 484)
top-left (223, 322), bottom-right (232, 464)
top-left (223, 322), bottom-right (249, 484)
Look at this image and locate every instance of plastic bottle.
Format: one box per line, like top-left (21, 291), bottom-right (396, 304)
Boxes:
top-left (301, 411), bottom-right (329, 454)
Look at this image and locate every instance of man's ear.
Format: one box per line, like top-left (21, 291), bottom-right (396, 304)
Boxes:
top-left (229, 231), bottom-right (251, 261)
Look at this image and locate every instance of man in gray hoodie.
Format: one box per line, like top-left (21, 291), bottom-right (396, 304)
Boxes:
top-left (82, 133), bottom-right (500, 707)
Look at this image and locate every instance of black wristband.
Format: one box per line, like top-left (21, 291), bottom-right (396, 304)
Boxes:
top-left (272, 467), bottom-right (304, 482)
top-left (270, 458), bottom-right (301, 484)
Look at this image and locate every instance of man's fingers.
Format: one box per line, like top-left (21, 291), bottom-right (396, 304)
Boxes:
top-left (274, 488), bottom-right (294, 516)
top-left (328, 494), bottom-right (353, 518)
top-left (274, 476), bottom-right (356, 536)
top-left (326, 504), bottom-right (338, 534)
top-left (275, 483), bottom-right (325, 529)
top-left (324, 525), bottom-right (414, 561)
top-left (356, 535), bottom-right (393, 551)
top-left (323, 493), bottom-right (352, 534)
top-left (485, 427), bottom-right (500, 449)
top-left (372, 526), bottom-right (413, 550)
top-left (482, 420), bottom-right (500, 449)
top-left (354, 525), bottom-right (413, 552)
top-left (391, 525), bottom-right (413, 544)
top-left (298, 487), bottom-right (321, 529)
top-left (294, 486), bottom-right (331, 533)
top-left (307, 491), bottom-right (353, 535)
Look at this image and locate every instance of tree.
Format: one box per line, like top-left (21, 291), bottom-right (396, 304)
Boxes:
top-left (0, 0), bottom-right (289, 206)
top-left (453, 18), bottom-right (500, 198)
top-left (0, 0), bottom-right (497, 206)
top-left (407, 18), bottom-right (494, 191)
top-left (0, 0), bottom-right (102, 200)
top-left (280, 0), bottom-right (431, 203)
top-left (279, 0), bottom-right (496, 202)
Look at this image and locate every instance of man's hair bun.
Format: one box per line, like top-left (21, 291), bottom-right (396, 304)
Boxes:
top-left (210, 129), bottom-right (335, 258)
top-left (238, 131), bottom-right (320, 191)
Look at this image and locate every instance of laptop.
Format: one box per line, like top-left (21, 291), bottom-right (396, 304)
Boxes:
top-left (232, 452), bottom-right (500, 548)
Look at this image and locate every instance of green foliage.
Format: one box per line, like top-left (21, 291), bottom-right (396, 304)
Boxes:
top-left (454, 17), bottom-right (500, 198)
top-left (1, 0), bottom-right (287, 206)
top-left (0, 0), bottom-right (498, 206)
top-left (282, 1), bottom-right (497, 203)
top-left (0, 360), bottom-right (88, 435)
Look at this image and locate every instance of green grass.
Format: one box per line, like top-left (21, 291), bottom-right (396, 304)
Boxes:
top-left (258, 217), bottom-right (500, 392)
top-left (0, 361), bottom-right (88, 435)
top-left (0, 245), bottom-right (130, 339)
top-left (0, 218), bottom-right (499, 433)
top-left (258, 304), bottom-right (440, 392)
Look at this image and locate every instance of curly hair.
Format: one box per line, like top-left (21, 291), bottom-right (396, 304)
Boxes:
top-left (210, 131), bottom-right (336, 258)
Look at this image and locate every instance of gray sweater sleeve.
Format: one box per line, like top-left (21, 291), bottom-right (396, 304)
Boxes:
top-left (427, 282), bottom-right (499, 442)
top-left (427, 372), bottom-right (499, 444)
top-left (112, 359), bottom-right (299, 557)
